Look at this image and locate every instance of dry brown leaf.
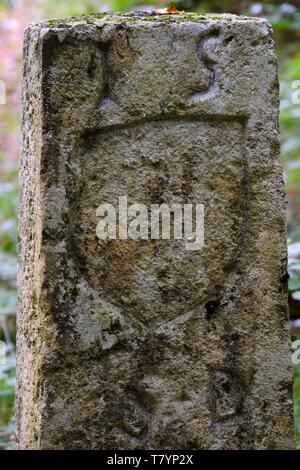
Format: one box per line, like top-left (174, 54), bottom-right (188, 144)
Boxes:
top-left (167, 6), bottom-right (180, 13)
top-left (155, 6), bottom-right (181, 15)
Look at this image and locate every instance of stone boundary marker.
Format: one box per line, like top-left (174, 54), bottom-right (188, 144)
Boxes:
top-left (17, 12), bottom-right (295, 449)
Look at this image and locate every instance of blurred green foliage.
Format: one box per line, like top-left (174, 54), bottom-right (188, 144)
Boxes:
top-left (295, 363), bottom-right (300, 449)
top-left (0, 342), bottom-right (15, 450)
top-left (1, 0), bottom-right (300, 449)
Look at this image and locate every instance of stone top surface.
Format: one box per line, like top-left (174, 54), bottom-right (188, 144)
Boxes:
top-left (30, 11), bottom-right (270, 29)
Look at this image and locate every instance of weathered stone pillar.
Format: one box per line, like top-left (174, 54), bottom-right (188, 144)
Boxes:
top-left (17, 12), bottom-right (294, 449)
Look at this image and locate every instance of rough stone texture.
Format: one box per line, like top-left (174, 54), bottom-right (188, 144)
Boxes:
top-left (17, 12), bottom-right (295, 449)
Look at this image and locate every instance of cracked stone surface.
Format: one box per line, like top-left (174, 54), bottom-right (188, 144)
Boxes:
top-left (17, 12), bottom-right (295, 449)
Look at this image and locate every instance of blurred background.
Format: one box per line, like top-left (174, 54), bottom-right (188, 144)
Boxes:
top-left (0, 0), bottom-right (300, 450)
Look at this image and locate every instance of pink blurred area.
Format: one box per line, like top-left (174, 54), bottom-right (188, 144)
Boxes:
top-left (0, 0), bottom-right (40, 163)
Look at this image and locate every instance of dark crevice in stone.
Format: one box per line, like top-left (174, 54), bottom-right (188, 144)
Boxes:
top-left (205, 299), bottom-right (221, 319)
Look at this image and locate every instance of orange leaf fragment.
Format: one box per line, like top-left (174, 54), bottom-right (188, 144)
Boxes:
top-left (155, 6), bottom-right (181, 15)
top-left (167, 6), bottom-right (180, 13)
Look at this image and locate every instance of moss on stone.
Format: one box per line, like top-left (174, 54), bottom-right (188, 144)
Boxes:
top-left (35, 11), bottom-right (258, 29)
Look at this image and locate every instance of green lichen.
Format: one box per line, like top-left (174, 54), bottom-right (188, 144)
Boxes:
top-left (34, 11), bottom-right (257, 29)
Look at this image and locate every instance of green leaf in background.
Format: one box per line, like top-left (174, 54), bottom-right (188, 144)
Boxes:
top-left (289, 278), bottom-right (300, 292)
top-left (0, 289), bottom-right (16, 316)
